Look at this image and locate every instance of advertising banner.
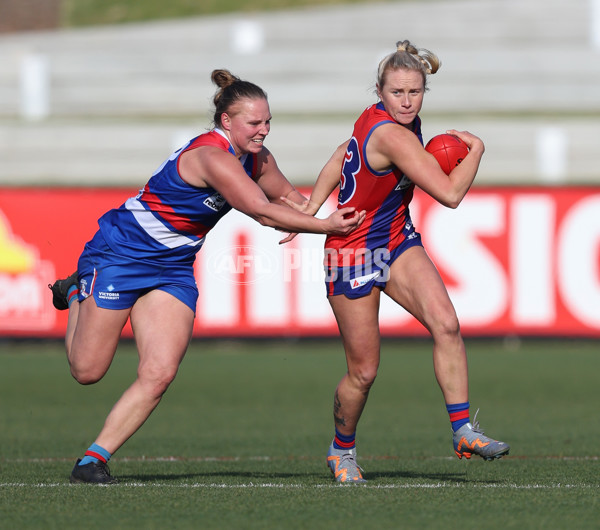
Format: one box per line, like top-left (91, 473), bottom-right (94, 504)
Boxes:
top-left (1, 186), bottom-right (599, 338)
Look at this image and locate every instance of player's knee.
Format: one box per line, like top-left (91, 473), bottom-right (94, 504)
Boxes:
top-left (70, 364), bottom-right (105, 385)
top-left (351, 363), bottom-right (378, 392)
top-left (431, 311), bottom-right (461, 340)
top-left (152, 374), bottom-right (176, 397)
top-left (67, 342), bottom-right (114, 385)
top-left (140, 364), bottom-right (178, 398)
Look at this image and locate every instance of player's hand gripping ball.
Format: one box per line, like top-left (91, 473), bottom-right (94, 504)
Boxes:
top-left (425, 134), bottom-right (469, 175)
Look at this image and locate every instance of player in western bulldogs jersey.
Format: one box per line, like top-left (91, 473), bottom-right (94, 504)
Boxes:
top-left (283, 40), bottom-right (508, 483)
top-left (48, 69), bottom-right (365, 484)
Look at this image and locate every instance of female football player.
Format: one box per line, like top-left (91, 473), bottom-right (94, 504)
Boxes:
top-left (49, 69), bottom-right (365, 484)
top-left (283, 40), bottom-right (509, 483)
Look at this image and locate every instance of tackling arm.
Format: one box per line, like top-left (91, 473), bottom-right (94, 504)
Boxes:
top-left (181, 146), bottom-right (364, 236)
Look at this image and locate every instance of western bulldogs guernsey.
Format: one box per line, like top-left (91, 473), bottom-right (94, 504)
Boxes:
top-left (97, 129), bottom-right (257, 263)
top-left (324, 103), bottom-right (423, 297)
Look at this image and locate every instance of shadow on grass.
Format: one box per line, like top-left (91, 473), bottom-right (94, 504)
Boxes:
top-left (115, 470), bottom-right (326, 482)
top-left (111, 469), bottom-right (502, 486)
top-left (363, 469), bottom-right (498, 484)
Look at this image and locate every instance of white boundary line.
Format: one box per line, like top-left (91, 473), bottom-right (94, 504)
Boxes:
top-left (1, 482), bottom-right (598, 489)
top-left (5, 455), bottom-right (599, 463)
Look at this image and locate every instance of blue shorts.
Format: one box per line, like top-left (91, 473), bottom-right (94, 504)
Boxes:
top-left (77, 231), bottom-right (199, 313)
top-left (325, 231), bottom-right (423, 299)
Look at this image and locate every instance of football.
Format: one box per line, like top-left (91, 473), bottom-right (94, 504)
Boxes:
top-left (424, 134), bottom-right (469, 175)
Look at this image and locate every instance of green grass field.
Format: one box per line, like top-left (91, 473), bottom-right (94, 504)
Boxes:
top-left (1, 338), bottom-right (598, 529)
top-left (61, 0), bottom-right (395, 27)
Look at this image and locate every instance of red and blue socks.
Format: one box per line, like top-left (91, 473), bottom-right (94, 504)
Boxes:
top-left (78, 443), bottom-right (111, 466)
top-left (67, 284), bottom-right (79, 308)
top-left (333, 428), bottom-right (356, 451)
top-left (446, 402), bottom-right (470, 432)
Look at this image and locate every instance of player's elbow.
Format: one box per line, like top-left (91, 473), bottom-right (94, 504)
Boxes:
top-left (234, 198), bottom-right (274, 227)
top-left (248, 204), bottom-right (278, 229)
top-left (438, 193), bottom-right (462, 209)
top-left (253, 213), bottom-right (274, 227)
top-left (445, 197), bottom-right (462, 209)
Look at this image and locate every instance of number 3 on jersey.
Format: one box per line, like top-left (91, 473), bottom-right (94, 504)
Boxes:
top-left (338, 137), bottom-right (360, 205)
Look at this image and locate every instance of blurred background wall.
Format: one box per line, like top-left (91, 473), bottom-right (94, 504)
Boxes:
top-left (1, 0), bottom-right (599, 187)
top-left (0, 0), bottom-right (61, 33)
top-left (1, 0), bottom-right (600, 338)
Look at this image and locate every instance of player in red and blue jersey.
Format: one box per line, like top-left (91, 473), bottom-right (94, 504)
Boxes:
top-left (283, 40), bottom-right (509, 483)
top-left (323, 101), bottom-right (423, 299)
top-left (49, 69), bottom-right (365, 484)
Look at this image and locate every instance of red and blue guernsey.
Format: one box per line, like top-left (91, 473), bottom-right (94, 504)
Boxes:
top-left (324, 102), bottom-right (423, 297)
top-left (98, 129), bottom-right (257, 263)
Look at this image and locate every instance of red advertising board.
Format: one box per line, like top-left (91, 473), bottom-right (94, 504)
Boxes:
top-left (1, 186), bottom-right (599, 337)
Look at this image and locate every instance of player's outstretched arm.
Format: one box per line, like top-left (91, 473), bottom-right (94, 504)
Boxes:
top-left (308, 140), bottom-right (350, 214)
top-left (192, 145), bottom-right (365, 236)
top-left (278, 140), bottom-right (350, 243)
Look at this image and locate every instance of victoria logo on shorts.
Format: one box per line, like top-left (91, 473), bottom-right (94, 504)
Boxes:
top-left (98, 291), bottom-right (120, 300)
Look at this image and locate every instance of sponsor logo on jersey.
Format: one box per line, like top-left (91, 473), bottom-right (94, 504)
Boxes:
top-left (203, 193), bottom-right (226, 212)
top-left (394, 175), bottom-right (412, 190)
